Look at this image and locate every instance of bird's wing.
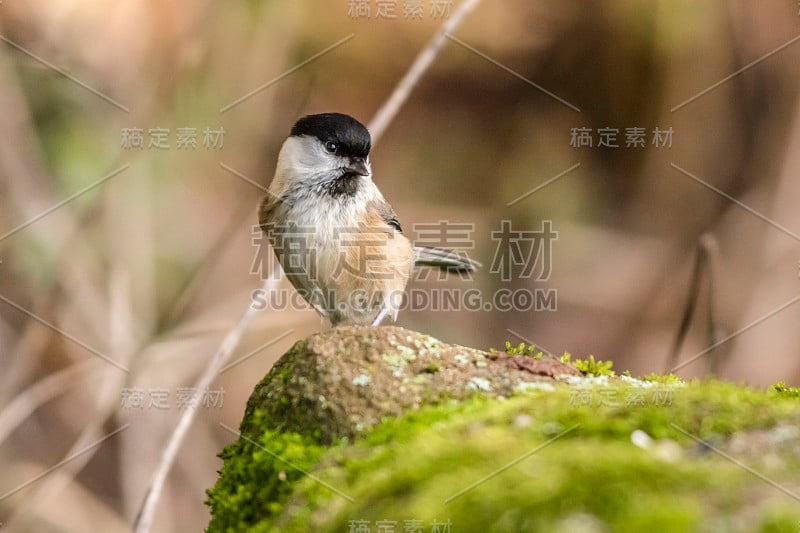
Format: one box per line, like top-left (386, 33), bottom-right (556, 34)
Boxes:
top-left (258, 194), bottom-right (333, 318)
top-left (370, 199), bottom-right (403, 233)
top-left (365, 198), bottom-right (479, 272)
top-left (258, 193), bottom-right (283, 232)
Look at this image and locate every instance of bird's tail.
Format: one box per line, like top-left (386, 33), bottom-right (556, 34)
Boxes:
top-left (413, 246), bottom-right (481, 273)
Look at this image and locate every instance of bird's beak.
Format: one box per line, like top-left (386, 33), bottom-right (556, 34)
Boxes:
top-left (346, 157), bottom-right (370, 176)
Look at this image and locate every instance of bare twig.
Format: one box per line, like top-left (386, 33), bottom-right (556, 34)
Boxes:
top-left (6, 389), bottom-right (126, 529)
top-left (667, 232), bottom-right (722, 373)
top-left (159, 194), bottom-right (257, 328)
top-left (368, 0), bottom-right (483, 143)
top-left (0, 360), bottom-right (100, 445)
top-left (700, 234), bottom-right (723, 373)
top-left (132, 282), bottom-right (271, 533)
top-left (668, 241), bottom-right (707, 370)
top-left (4, 267), bottom-right (136, 529)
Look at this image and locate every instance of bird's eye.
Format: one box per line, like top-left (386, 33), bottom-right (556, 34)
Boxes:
top-left (324, 141), bottom-right (338, 153)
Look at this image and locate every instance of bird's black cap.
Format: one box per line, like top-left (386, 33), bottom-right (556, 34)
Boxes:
top-left (290, 113), bottom-right (371, 159)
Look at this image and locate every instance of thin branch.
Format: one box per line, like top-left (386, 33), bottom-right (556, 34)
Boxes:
top-left (5, 363), bottom-right (130, 528)
top-left (3, 269), bottom-right (137, 528)
top-left (368, 0), bottom-right (483, 143)
top-left (159, 194), bottom-right (257, 328)
top-left (667, 232), bottom-right (722, 373)
top-left (0, 360), bottom-right (100, 445)
top-left (700, 234), bottom-right (723, 374)
top-left (132, 281), bottom-right (273, 533)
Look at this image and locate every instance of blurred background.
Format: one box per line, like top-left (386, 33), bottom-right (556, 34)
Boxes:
top-left (1, 0), bottom-right (799, 531)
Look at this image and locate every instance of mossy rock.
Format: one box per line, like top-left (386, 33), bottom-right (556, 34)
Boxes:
top-left (239, 326), bottom-right (579, 444)
top-left (206, 327), bottom-right (800, 532)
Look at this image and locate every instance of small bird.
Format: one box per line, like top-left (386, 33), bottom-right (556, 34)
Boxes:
top-left (259, 113), bottom-right (478, 326)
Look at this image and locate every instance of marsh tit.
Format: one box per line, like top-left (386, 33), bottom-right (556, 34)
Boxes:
top-left (259, 113), bottom-right (478, 326)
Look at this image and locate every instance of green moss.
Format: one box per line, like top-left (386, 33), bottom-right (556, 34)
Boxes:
top-left (205, 410), bottom-right (326, 533)
top-left (773, 381), bottom-right (800, 399)
top-left (490, 340), bottom-right (543, 359)
top-left (558, 352), bottom-right (616, 376)
top-left (643, 372), bottom-right (682, 384)
top-left (572, 354), bottom-right (615, 376)
top-left (207, 380), bottom-right (800, 532)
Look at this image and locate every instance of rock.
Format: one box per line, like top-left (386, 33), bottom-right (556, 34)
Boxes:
top-left (242, 325), bottom-right (580, 443)
top-left (207, 329), bottom-right (800, 533)
top-left (208, 365), bottom-right (800, 532)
